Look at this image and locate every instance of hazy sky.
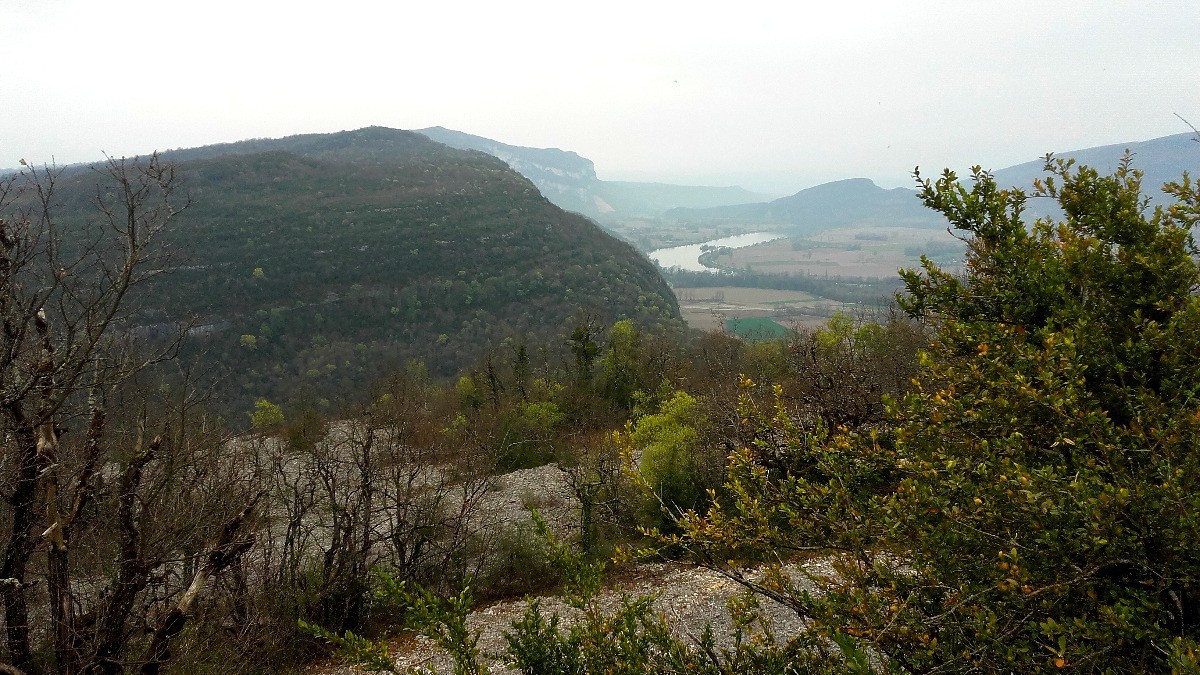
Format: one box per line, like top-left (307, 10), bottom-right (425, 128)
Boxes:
top-left (3, 0), bottom-right (1197, 193)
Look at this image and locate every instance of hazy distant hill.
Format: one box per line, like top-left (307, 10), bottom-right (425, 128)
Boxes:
top-left (665, 132), bottom-right (1199, 232)
top-left (592, 181), bottom-right (772, 216)
top-left (30, 127), bottom-right (681, 415)
top-left (417, 127), bottom-right (767, 220)
top-left (993, 131), bottom-right (1199, 216)
top-left (664, 178), bottom-right (943, 233)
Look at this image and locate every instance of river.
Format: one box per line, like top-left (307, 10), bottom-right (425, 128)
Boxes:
top-left (648, 232), bottom-right (785, 272)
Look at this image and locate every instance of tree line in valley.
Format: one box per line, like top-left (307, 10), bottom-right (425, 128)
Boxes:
top-left (662, 266), bottom-right (905, 307)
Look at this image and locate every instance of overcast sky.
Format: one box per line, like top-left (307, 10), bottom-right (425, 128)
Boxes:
top-left (3, 0), bottom-right (1197, 194)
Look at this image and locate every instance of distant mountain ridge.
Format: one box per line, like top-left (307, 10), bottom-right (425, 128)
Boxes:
top-left (664, 177), bottom-right (943, 233)
top-left (417, 126), bottom-right (769, 220)
top-left (992, 132), bottom-right (1199, 213)
top-left (665, 131), bottom-right (1199, 232)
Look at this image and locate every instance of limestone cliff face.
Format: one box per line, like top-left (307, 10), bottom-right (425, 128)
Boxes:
top-left (418, 126), bottom-right (602, 217)
top-left (416, 127), bottom-right (768, 222)
top-left (489, 147), bottom-right (596, 183)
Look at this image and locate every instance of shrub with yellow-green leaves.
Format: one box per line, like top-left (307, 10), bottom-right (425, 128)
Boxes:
top-left (677, 157), bottom-right (1200, 672)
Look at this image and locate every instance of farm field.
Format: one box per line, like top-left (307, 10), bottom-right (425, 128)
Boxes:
top-left (670, 226), bottom-right (962, 332)
top-left (698, 226), bottom-right (961, 278)
top-left (673, 286), bottom-right (857, 331)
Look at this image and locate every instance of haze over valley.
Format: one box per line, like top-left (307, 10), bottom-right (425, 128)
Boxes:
top-left (413, 125), bottom-right (1198, 335)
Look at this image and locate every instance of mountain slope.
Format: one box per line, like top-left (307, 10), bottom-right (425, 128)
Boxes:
top-left (39, 127), bottom-right (682, 415)
top-left (413, 126), bottom-right (599, 216)
top-left (417, 126), bottom-right (766, 220)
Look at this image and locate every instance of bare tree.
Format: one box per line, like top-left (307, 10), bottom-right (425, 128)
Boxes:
top-left (0, 157), bottom-right (261, 674)
top-left (230, 380), bottom-right (494, 661)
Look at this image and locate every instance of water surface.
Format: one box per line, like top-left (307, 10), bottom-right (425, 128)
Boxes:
top-left (649, 232), bottom-right (784, 272)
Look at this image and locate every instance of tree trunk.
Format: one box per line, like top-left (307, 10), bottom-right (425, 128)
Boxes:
top-left (84, 437), bottom-right (157, 675)
top-left (1, 424), bottom-right (39, 673)
top-left (138, 497), bottom-right (260, 675)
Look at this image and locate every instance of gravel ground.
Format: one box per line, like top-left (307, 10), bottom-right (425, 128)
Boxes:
top-left (474, 463), bottom-right (579, 538)
top-left (312, 560), bottom-right (819, 674)
top-left (307, 462), bottom-right (832, 674)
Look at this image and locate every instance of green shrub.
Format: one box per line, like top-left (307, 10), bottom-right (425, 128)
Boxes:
top-left (473, 522), bottom-right (561, 601)
top-left (623, 391), bottom-right (717, 528)
top-left (677, 158), bottom-right (1200, 672)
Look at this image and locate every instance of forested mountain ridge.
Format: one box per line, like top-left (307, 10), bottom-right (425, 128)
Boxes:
top-left (417, 126), bottom-right (768, 219)
top-left (33, 126), bottom-right (682, 417)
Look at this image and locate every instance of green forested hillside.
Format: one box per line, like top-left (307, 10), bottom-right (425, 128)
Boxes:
top-left (42, 127), bottom-right (682, 417)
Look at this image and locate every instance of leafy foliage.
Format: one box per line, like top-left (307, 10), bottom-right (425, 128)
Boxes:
top-left (621, 390), bottom-right (721, 529)
top-left (674, 157), bottom-right (1200, 672)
